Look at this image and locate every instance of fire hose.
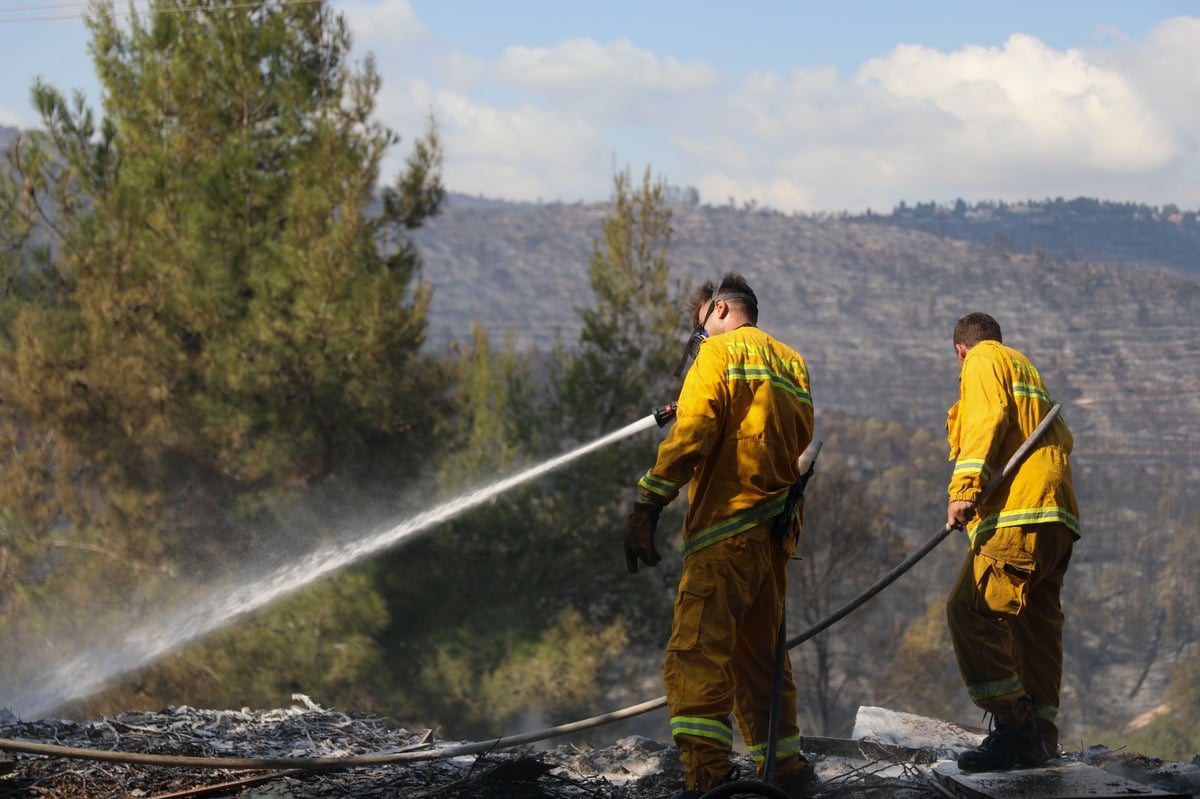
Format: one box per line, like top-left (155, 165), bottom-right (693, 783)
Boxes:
top-left (0, 404), bottom-right (1063, 780)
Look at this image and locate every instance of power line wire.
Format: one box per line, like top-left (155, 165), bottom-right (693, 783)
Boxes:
top-left (0, 2), bottom-right (89, 12)
top-left (0, 0), bottom-right (323, 24)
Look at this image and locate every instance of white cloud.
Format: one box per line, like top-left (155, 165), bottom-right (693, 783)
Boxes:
top-left (423, 89), bottom-right (610, 202)
top-left (375, 35), bottom-right (721, 201)
top-left (496, 38), bottom-right (720, 94)
top-left (855, 34), bottom-right (1178, 173)
top-left (1095, 16), bottom-right (1200, 145)
top-left (441, 38), bottom-right (721, 123)
top-left (667, 26), bottom-right (1199, 212)
top-left (362, 5), bottom-right (1200, 213)
top-left (339, 0), bottom-right (429, 50)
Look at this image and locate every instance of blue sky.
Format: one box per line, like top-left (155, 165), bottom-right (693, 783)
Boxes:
top-left (2, 0), bottom-right (1198, 212)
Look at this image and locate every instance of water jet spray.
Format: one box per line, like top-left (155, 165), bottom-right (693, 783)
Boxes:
top-left (3, 408), bottom-right (676, 719)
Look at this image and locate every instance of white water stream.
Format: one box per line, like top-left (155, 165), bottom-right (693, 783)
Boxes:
top-left (6, 413), bottom-right (661, 719)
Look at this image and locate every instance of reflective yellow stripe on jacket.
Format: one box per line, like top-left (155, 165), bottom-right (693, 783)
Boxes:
top-left (639, 326), bottom-right (814, 558)
top-left (947, 340), bottom-right (1081, 543)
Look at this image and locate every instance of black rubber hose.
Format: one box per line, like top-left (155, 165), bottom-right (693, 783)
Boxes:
top-left (784, 402), bottom-right (1061, 652)
top-left (700, 779), bottom-right (793, 798)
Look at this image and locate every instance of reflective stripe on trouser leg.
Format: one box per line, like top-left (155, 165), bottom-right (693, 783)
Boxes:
top-left (1033, 705), bottom-right (1060, 753)
top-left (670, 720), bottom-right (734, 792)
top-left (1012, 523), bottom-right (1073, 751)
top-left (670, 716), bottom-right (734, 746)
top-left (748, 733), bottom-right (804, 766)
top-left (732, 526), bottom-right (800, 775)
top-left (948, 528), bottom-right (1028, 724)
top-left (966, 675), bottom-right (1025, 705)
top-left (664, 521), bottom-right (797, 790)
top-left (948, 523), bottom-right (1073, 729)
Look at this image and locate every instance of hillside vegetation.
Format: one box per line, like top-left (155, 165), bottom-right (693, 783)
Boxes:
top-left (413, 195), bottom-right (1200, 466)
top-left (863, 197), bottom-right (1200, 278)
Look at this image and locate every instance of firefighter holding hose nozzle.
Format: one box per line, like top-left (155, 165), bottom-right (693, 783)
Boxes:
top-left (624, 273), bottom-right (816, 799)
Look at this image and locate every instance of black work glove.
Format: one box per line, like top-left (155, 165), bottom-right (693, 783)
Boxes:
top-left (624, 501), bottom-right (663, 573)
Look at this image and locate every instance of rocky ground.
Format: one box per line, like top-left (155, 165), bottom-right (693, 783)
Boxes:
top-left (2, 700), bottom-right (1198, 798)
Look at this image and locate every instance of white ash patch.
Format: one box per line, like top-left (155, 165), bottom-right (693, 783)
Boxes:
top-left (852, 705), bottom-right (984, 756)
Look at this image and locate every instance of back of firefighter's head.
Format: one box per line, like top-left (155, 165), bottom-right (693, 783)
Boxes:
top-left (953, 312), bottom-right (1002, 349)
top-left (674, 274), bottom-right (759, 377)
top-left (715, 273), bottom-right (758, 324)
top-left (685, 273), bottom-right (759, 334)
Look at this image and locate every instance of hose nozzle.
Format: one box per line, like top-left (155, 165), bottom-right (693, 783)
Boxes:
top-left (653, 403), bottom-right (678, 427)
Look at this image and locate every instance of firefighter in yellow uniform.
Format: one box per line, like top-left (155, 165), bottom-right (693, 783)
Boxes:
top-left (623, 274), bottom-right (815, 798)
top-left (945, 312), bottom-right (1081, 772)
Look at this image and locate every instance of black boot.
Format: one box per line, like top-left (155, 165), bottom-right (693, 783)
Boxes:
top-left (670, 766), bottom-right (738, 799)
top-left (957, 710), bottom-right (1050, 772)
top-left (774, 755), bottom-right (817, 798)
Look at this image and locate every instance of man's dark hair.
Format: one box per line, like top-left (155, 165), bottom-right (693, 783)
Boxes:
top-left (686, 279), bottom-right (717, 327)
top-left (717, 273), bottom-right (759, 324)
top-left (954, 312), bottom-right (1003, 347)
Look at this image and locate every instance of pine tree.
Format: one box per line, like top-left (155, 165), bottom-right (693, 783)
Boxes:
top-left (1, 0), bottom-right (444, 559)
top-left (0, 0), bottom-right (446, 712)
top-left (542, 165), bottom-right (688, 629)
top-left (555, 166), bottom-right (683, 439)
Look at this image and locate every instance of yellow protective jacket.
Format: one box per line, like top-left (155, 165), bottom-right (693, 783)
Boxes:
top-left (947, 340), bottom-right (1081, 544)
top-left (639, 326), bottom-right (814, 558)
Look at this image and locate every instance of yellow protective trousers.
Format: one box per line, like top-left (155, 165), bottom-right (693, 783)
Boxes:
top-left (664, 520), bottom-right (803, 792)
top-left (946, 522), bottom-right (1074, 752)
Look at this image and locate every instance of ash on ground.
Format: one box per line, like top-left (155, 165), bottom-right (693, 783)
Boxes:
top-left (1, 700), bottom-right (1198, 798)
